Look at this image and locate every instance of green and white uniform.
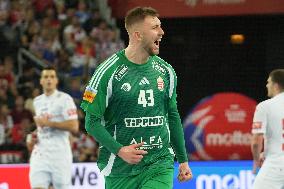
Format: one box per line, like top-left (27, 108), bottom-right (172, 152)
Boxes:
top-left (81, 50), bottom-right (188, 178)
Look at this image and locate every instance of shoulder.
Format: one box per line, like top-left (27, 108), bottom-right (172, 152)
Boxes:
top-left (152, 56), bottom-right (176, 76)
top-left (88, 53), bottom-right (122, 87)
top-left (57, 91), bottom-right (73, 100)
top-left (33, 94), bottom-right (44, 103)
top-left (256, 99), bottom-right (271, 110)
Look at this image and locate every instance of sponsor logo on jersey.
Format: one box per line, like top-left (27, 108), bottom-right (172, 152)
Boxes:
top-left (67, 108), bottom-right (77, 116)
top-left (130, 135), bottom-right (163, 150)
top-left (83, 87), bottom-right (97, 103)
top-left (121, 83), bottom-right (131, 91)
top-left (157, 76), bottom-right (164, 91)
top-left (124, 116), bottom-right (164, 127)
top-left (139, 77), bottom-right (150, 85)
top-left (152, 61), bottom-right (166, 75)
top-left (114, 65), bottom-right (128, 81)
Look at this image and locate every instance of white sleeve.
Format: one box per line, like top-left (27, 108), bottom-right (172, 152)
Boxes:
top-left (62, 95), bottom-right (78, 120)
top-left (251, 103), bottom-right (267, 134)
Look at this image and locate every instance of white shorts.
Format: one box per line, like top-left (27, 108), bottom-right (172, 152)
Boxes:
top-left (29, 150), bottom-right (72, 189)
top-left (253, 161), bottom-right (284, 189)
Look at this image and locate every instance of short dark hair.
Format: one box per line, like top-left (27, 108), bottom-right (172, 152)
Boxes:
top-left (125, 7), bottom-right (158, 31)
top-left (269, 69), bottom-right (284, 90)
top-left (41, 66), bottom-right (57, 77)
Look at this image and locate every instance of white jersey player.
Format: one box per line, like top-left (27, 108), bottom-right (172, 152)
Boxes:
top-left (251, 69), bottom-right (284, 189)
top-left (28, 67), bottom-right (79, 189)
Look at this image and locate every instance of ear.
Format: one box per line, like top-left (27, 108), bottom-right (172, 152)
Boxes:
top-left (40, 78), bottom-right (43, 85)
top-left (134, 31), bottom-right (142, 41)
top-left (274, 83), bottom-right (281, 93)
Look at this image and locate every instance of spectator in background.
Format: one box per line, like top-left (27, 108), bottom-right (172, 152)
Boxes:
top-left (32, 0), bottom-right (54, 19)
top-left (75, 0), bottom-right (90, 25)
top-left (67, 78), bottom-right (83, 106)
top-left (0, 63), bottom-right (16, 108)
top-left (12, 117), bottom-right (33, 146)
top-left (24, 87), bottom-right (41, 115)
top-left (98, 26), bottom-right (125, 61)
top-left (0, 0), bottom-right (9, 26)
top-left (70, 36), bottom-right (97, 78)
top-left (2, 56), bottom-right (17, 96)
top-left (0, 103), bottom-right (13, 145)
top-left (72, 129), bottom-right (98, 162)
top-left (10, 95), bottom-right (33, 124)
top-left (17, 65), bottom-right (39, 99)
top-left (83, 8), bottom-right (102, 34)
top-left (63, 15), bottom-right (86, 53)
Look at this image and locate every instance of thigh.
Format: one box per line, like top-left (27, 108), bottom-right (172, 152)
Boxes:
top-left (51, 158), bottom-right (72, 187)
top-left (253, 164), bottom-right (284, 189)
top-left (30, 157), bottom-right (51, 189)
top-left (140, 167), bottom-right (174, 189)
top-left (105, 175), bottom-right (139, 189)
top-left (29, 169), bottom-right (51, 189)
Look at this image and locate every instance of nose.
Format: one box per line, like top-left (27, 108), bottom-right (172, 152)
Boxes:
top-left (159, 27), bottom-right (164, 35)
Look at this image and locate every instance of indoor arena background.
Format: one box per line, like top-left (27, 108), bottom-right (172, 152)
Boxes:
top-left (0, 0), bottom-right (284, 189)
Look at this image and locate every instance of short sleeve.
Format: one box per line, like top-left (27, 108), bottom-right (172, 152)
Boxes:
top-left (251, 103), bottom-right (267, 134)
top-left (62, 95), bottom-right (78, 120)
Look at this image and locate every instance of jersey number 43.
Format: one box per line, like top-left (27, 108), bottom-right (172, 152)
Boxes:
top-left (138, 89), bottom-right (154, 107)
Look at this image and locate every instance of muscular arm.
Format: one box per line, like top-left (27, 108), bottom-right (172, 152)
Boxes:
top-left (34, 116), bottom-right (79, 134)
top-left (47, 119), bottom-right (79, 134)
top-left (251, 133), bottom-right (264, 161)
top-left (251, 133), bottom-right (264, 173)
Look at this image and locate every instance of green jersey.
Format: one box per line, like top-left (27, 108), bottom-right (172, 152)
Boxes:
top-left (81, 50), bottom-right (187, 177)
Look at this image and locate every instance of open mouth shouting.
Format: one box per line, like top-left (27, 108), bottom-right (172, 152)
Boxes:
top-left (154, 38), bottom-right (161, 49)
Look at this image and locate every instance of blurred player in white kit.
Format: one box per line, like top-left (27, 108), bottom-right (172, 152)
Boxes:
top-left (251, 69), bottom-right (284, 189)
top-left (27, 67), bottom-right (79, 189)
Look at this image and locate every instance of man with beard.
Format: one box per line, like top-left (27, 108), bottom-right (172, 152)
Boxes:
top-left (251, 69), bottom-right (284, 189)
top-left (81, 7), bottom-right (192, 189)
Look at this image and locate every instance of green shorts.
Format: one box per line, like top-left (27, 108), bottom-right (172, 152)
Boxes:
top-left (105, 166), bottom-right (174, 189)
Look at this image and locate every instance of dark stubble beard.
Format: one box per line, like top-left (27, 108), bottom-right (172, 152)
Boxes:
top-left (142, 39), bottom-right (157, 56)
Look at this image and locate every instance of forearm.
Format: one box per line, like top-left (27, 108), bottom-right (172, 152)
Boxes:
top-left (168, 102), bottom-right (188, 163)
top-left (85, 112), bottom-right (123, 155)
top-left (251, 134), bottom-right (263, 160)
top-left (47, 119), bottom-right (79, 133)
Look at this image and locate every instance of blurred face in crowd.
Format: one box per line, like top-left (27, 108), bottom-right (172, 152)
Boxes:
top-left (138, 16), bottom-right (164, 56)
top-left (40, 69), bottom-right (58, 95)
top-left (266, 76), bottom-right (276, 97)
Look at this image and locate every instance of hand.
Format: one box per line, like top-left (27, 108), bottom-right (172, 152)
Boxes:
top-left (117, 142), bottom-right (148, 164)
top-left (252, 159), bottom-right (260, 174)
top-left (178, 162), bottom-right (193, 182)
top-left (34, 116), bottom-right (49, 127)
top-left (259, 152), bottom-right (265, 167)
top-left (252, 152), bottom-right (265, 174)
top-left (26, 132), bottom-right (38, 152)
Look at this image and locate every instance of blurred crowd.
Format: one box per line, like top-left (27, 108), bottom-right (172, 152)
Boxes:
top-left (0, 0), bottom-right (125, 163)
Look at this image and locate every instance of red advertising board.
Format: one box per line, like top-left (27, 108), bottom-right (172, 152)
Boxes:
top-left (183, 92), bottom-right (257, 160)
top-left (0, 164), bottom-right (30, 189)
top-left (108, 0), bottom-right (284, 18)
